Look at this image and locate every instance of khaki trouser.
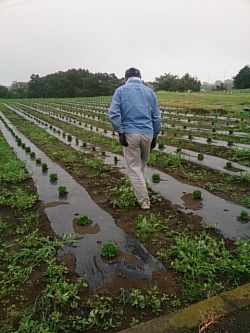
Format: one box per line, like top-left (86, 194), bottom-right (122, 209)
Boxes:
top-left (122, 133), bottom-right (153, 204)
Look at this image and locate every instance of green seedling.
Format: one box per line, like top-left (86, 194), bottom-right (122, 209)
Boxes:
top-left (41, 163), bottom-right (48, 171)
top-left (30, 151), bottom-right (36, 158)
top-left (49, 173), bottom-right (58, 181)
top-left (158, 142), bottom-right (164, 149)
top-left (193, 189), bottom-right (202, 199)
top-left (240, 210), bottom-right (249, 221)
top-left (152, 173), bottom-right (160, 182)
top-left (58, 186), bottom-right (67, 196)
top-left (207, 137), bottom-right (212, 143)
top-left (114, 156), bottom-right (118, 163)
top-left (226, 161), bottom-right (232, 168)
top-left (101, 242), bottom-right (118, 259)
top-left (25, 146), bottom-right (31, 153)
top-left (197, 153), bottom-right (204, 160)
top-left (67, 135), bottom-right (72, 142)
top-left (77, 214), bottom-right (89, 226)
top-left (36, 158), bottom-right (41, 164)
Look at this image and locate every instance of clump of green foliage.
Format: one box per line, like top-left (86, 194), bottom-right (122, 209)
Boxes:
top-left (193, 189), bottom-right (202, 199)
top-left (101, 242), bottom-right (118, 259)
top-left (77, 214), bottom-right (89, 226)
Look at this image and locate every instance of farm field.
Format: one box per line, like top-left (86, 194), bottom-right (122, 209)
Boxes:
top-left (1, 91), bottom-right (250, 332)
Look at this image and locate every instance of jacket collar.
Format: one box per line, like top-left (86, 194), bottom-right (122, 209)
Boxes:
top-left (126, 77), bottom-right (142, 84)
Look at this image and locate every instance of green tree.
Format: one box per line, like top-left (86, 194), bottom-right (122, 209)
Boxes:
top-left (27, 74), bottom-right (44, 98)
top-left (154, 73), bottom-right (178, 91)
top-left (0, 85), bottom-right (8, 98)
top-left (233, 65), bottom-right (250, 89)
top-left (9, 81), bottom-right (28, 98)
top-left (154, 72), bottom-right (200, 92)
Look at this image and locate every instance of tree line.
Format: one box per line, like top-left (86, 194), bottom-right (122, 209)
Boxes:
top-left (0, 65), bottom-right (249, 99)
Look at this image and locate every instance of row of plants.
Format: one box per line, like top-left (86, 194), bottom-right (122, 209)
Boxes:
top-left (1, 105), bottom-right (250, 331)
top-left (13, 101), bottom-right (250, 166)
top-left (4, 103), bottom-right (250, 210)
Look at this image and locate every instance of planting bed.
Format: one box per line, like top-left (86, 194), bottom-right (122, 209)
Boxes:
top-left (1, 92), bottom-right (250, 332)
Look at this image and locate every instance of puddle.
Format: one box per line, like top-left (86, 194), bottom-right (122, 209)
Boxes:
top-left (2, 108), bottom-right (250, 242)
top-left (0, 114), bottom-right (166, 292)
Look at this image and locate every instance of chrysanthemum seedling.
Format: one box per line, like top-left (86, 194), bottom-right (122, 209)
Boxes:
top-left (114, 156), bottom-right (118, 163)
top-left (152, 173), bottom-right (160, 183)
top-left (176, 147), bottom-right (182, 153)
top-left (67, 135), bottom-right (72, 142)
top-left (77, 214), bottom-right (89, 226)
top-left (197, 153), bottom-right (204, 160)
top-left (158, 142), bottom-right (164, 149)
top-left (36, 158), bottom-right (41, 164)
top-left (49, 173), bottom-right (58, 181)
top-left (101, 242), bottom-right (118, 259)
top-left (207, 137), bottom-right (212, 143)
top-left (240, 210), bottom-right (249, 221)
top-left (227, 140), bottom-right (233, 146)
top-left (193, 189), bottom-right (202, 199)
top-left (226, 161), bottom-right (232, 168)
top-left (41, 163), bottom-right (48, 171)
top-left (30, 151), bottom-right (36, 158)
top-left (58, 186), bottom-right (67, 196)
top-left (82, 142), bottom-right (87, 147)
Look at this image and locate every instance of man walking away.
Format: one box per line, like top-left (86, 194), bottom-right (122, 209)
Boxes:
top-left (108, 67), bottom-right (161, 210)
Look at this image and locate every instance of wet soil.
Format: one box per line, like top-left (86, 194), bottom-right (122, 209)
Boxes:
top-left (1, 107), bottom-right (250, 332)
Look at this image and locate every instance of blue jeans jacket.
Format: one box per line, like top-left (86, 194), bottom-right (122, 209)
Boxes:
top-left (108, 77), bottom-right (161, 138)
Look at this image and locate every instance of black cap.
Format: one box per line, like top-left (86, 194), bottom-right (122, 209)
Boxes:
top-left (125, 67), bottom-right (141, 78)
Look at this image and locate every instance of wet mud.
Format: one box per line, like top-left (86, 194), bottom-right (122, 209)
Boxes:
top-left (0, 113), bottom-right (166, 292)
top-left (2, 108), bottom-right (250, 241)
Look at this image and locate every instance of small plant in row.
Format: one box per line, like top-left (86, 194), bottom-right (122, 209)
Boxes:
top-left (152, 173), bottom-right (160, 183)
top-left (197, 153), bottom-right (204, 160)
top-left (77, 214), bottom-right (89, 226)
top-left (58, 185), bottom-right (67, 196)
top-left (41, 163), bottom-right (48, 171)
top-left (30, 151), bottom-right (36, 158)
top-left (193, 189), bottom-right (202, 199)
top-left (49, 173), bottom-right (58, 181)
top-left (239, 210), bottom-right (249, 221)
top-left (101, 242), bottom-right (118, 259)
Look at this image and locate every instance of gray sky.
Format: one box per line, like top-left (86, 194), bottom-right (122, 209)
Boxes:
top-left (1, 0), bottom-right (250, 86)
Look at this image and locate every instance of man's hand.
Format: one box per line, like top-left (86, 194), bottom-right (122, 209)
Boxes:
top-left (150, 138), bottom-right (157, 150)
top-left (119, 133), bottom-right (128, 147)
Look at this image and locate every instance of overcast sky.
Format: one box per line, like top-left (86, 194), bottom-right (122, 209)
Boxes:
top-left (1, 0), bottom-right (250, 86)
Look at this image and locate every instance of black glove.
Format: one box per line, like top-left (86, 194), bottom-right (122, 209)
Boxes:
top-left (119, 133), bottom-right (128, 147)
top-left (150, 138), bottom-right (157, 150)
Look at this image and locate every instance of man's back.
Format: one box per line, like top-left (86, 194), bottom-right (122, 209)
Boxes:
top-left (109, 77), bottom-right (161, 136)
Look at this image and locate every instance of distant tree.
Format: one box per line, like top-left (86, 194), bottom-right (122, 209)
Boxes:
top-left (9, 81), bottom-right (28, 98)
top-left (0, 85), bottom-right (8, 98)
top-left (27, 74), bottom-right (44, 98)
top-left (154, 72), bottom-right (200, 92)
top-left (233, 65), bottom-right (250, 89)
top-left (154, 73), bottom-right (178, 91)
